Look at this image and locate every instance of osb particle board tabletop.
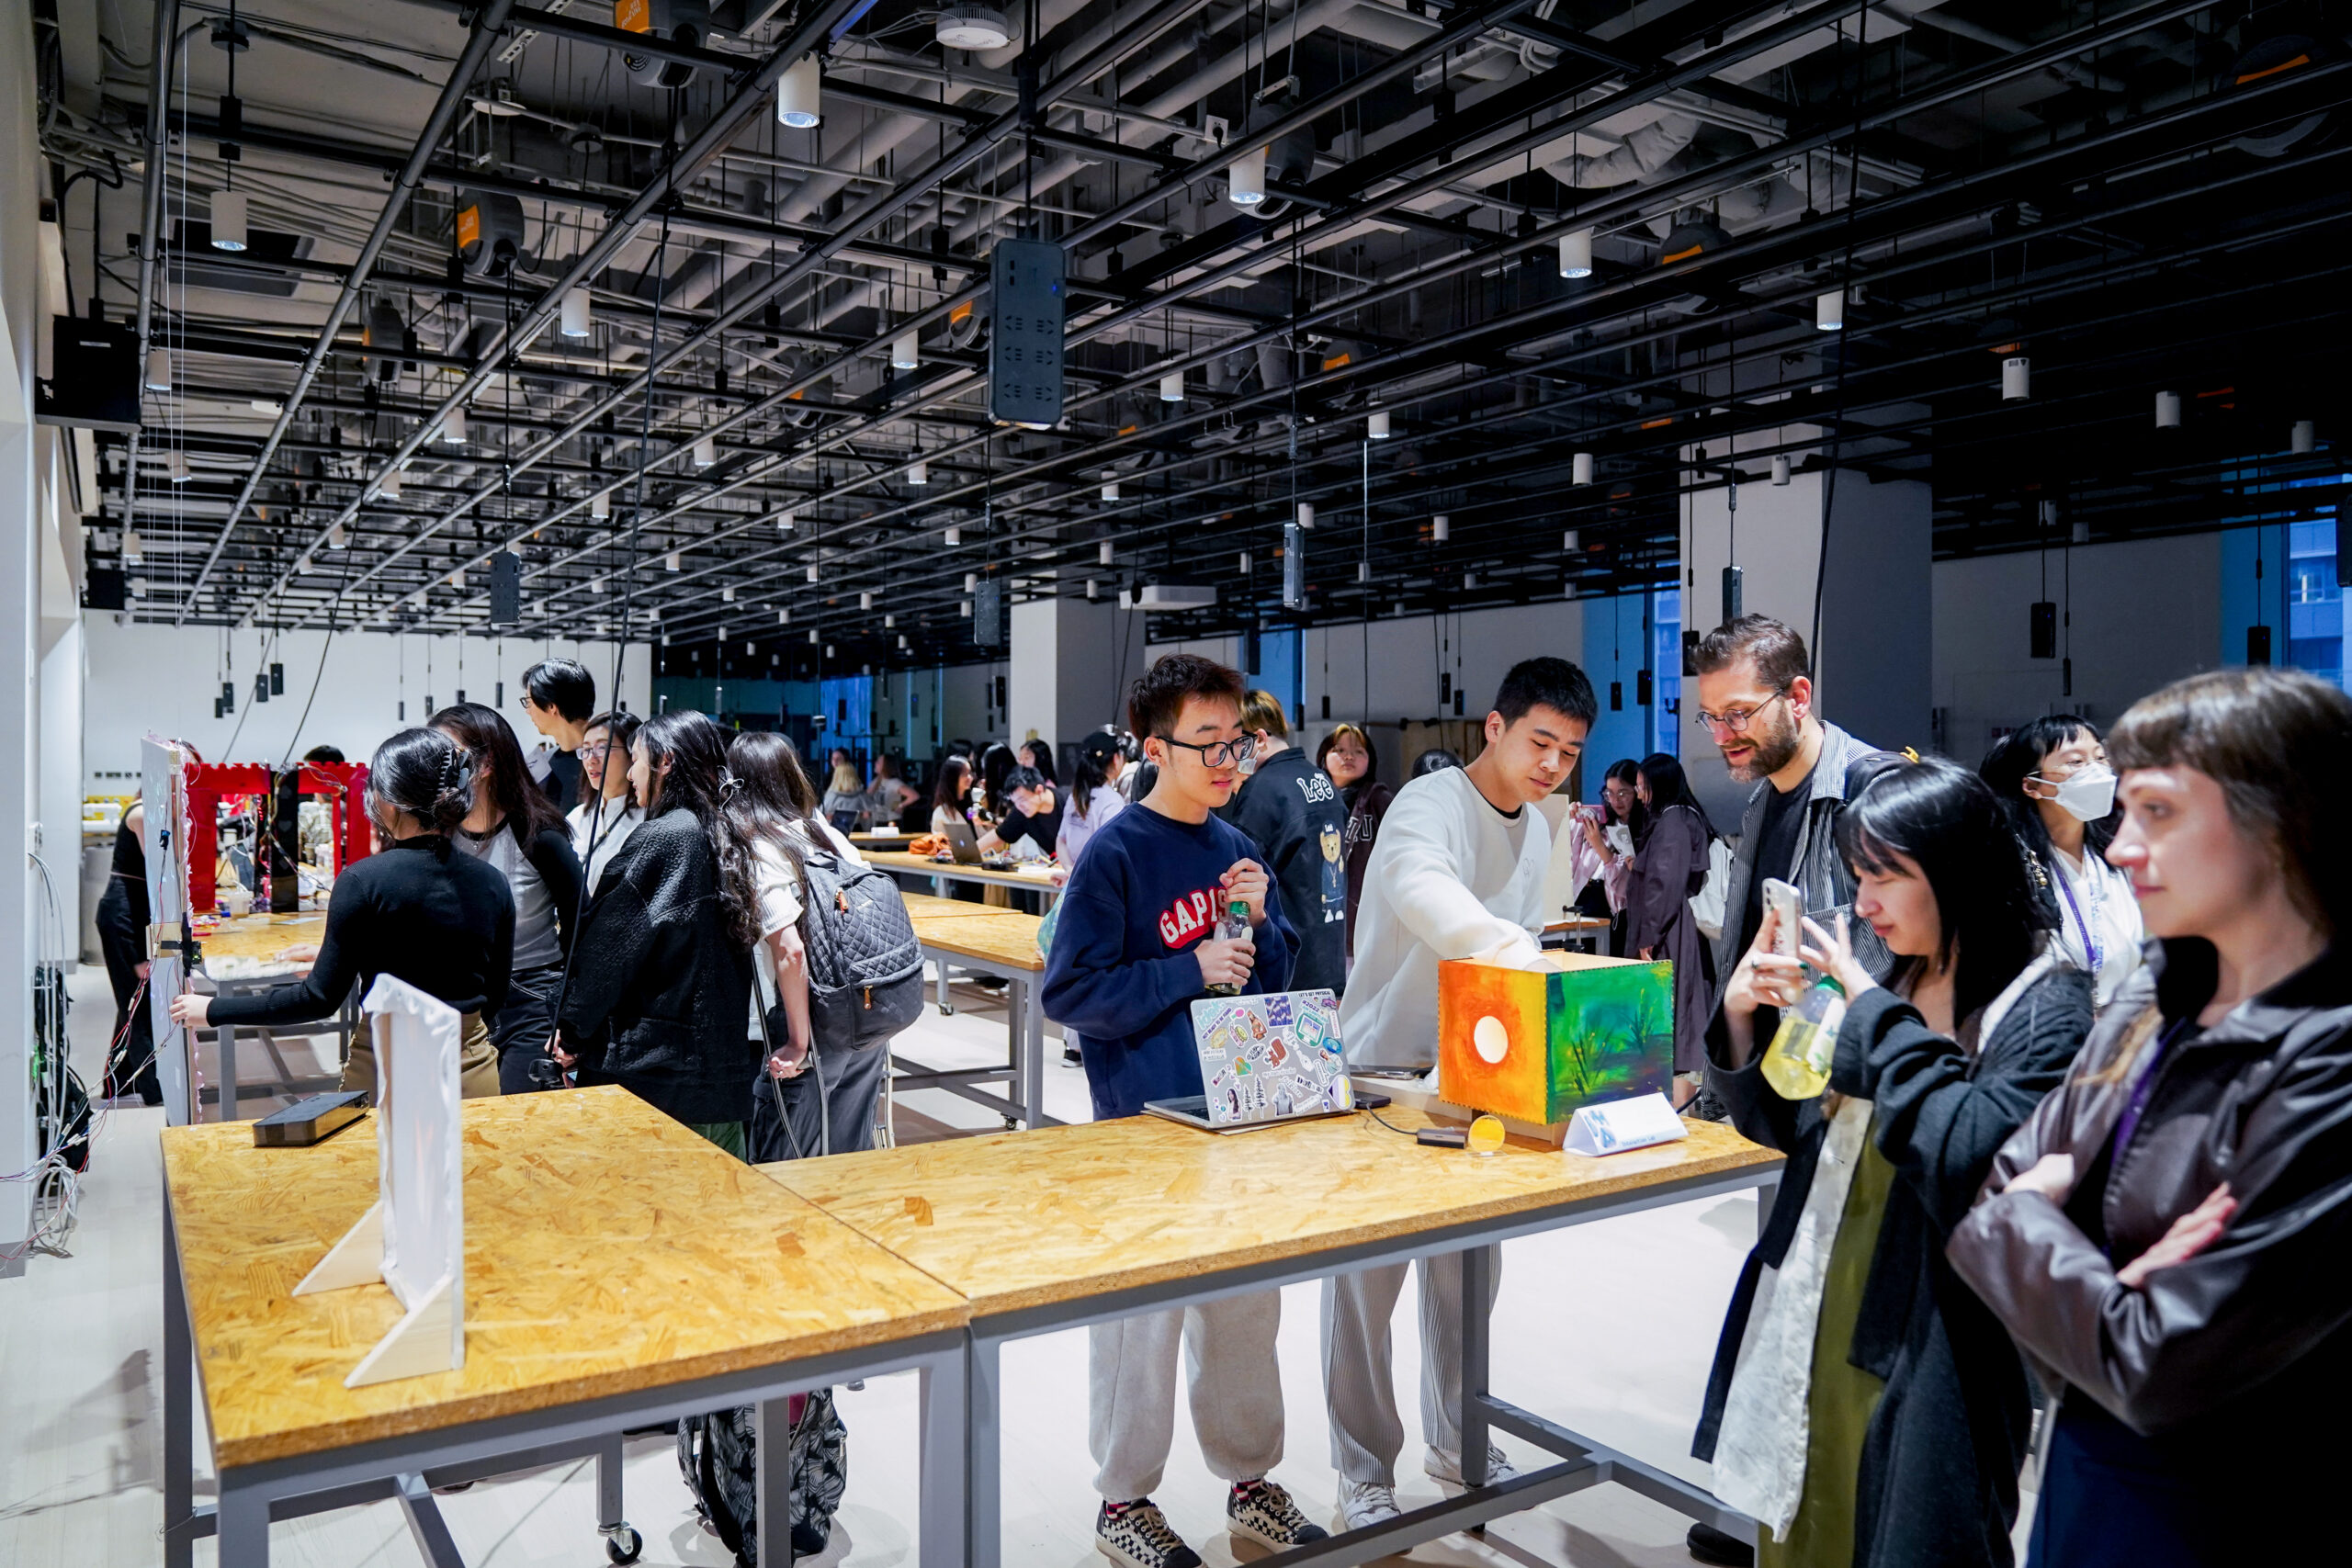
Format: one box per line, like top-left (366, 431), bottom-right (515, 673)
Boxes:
top-left (901, 891), bottom-right (1023, 921)
top-left (866, 851), bottom-right (1059, 886)
top-left (763, 1109), bottom-right (1779, 1318)
top-left (163, 1086), bottom-right (968, 1470)
top-left (909, 914), bottom-right (1045, 971)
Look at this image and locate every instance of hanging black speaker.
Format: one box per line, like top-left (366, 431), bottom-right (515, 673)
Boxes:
top-left (1637, 668), bottom-right (1654, 706)
top-left (1611, 680), bottom-right (1623, 712)
top-left (1721, 563), bottom-right (1745, 624)
top-left (269, 661), bottom-right (284, 695)
top-left (2247, 625), bottom-right (2273, 665)
top-left (1682, 628), bottom-right (1701, 678)
top-left (974, 579), bottom-right (1003, 646)
top-left (490, 550), bottom-right (522, 626)
top-left (2030, 601), bottom-right (2057, 660)
top-left (1439, 672), bottom-right (1452, 706)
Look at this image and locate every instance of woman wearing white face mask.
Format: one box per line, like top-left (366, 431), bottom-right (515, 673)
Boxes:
top-left (1982, 717), bottom-right (2144, 1010)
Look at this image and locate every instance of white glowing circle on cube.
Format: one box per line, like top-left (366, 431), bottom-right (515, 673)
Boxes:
top-left (1473, 1014), bottom-right (1510, 1065)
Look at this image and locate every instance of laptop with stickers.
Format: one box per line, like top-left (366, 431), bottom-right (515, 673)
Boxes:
top-left (1143, 988), bottom-right (1357, 1134)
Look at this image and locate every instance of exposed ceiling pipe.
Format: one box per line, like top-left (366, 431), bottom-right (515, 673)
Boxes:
top-left (119, 0), bottom-right (179, 549)
top-left (1904, 6), bottom-right (2129, 96)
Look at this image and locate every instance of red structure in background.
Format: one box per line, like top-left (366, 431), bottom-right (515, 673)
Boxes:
top-left (183, 761), bottom-right (370, 915)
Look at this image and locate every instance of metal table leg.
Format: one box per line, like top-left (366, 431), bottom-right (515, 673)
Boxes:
top-left (917, 1342), bottom-right (967, 1568)
top-left (1460, 1244), bottom-right (1492, 1489)
top-left (216, 1480), bottom-right (270, 1567)
top-left (1017, 977), bottom-right (1045, 1131)
top-left (164, 1202), bottom-right (196, 1568)
top-left (218, 1017), bottom-right (241, 1120)
top-left (393, 1472), bottom-right (468, 1568)
top-left (967, 1333), bottom-right (1004, 1568)
top-left (756, 1398), bottom-right (797, 1568)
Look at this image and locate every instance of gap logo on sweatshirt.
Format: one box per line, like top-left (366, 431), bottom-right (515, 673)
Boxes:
top-left (1157, 886), bottom-right (1228, 950)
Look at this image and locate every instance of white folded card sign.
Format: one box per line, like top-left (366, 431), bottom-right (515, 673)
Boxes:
top-left (1564, 1091), bottom-right (1689, 1156)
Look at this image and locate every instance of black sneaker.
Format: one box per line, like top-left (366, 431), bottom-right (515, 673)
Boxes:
top-left (1227, 1478), bottom-right (1329, 1549)
top-left (1687, 1520), bottom-right (1754, 1565)
top-left (1096, 1499), bottom-right (1202, 1568)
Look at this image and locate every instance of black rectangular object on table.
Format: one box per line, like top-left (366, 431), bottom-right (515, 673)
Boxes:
top-left (986, 238), bottom-right (1065, 428)
top-left (252, 1092), bottom-right (368, 1146)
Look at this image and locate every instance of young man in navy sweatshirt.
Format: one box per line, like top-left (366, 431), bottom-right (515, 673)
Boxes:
top-left (1042, 652), bottom-right (1327, 1568)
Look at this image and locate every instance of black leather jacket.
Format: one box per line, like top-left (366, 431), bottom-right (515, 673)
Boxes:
top-left (1950, 939), bottom-right (2352, 1441)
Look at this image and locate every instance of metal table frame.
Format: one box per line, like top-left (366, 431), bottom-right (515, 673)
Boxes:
top-left (896, 939), bottom-right (1058, 1131)
top-left (163, 1203), bottom-right (969, 1568)
top-left (958, 1161), bottom-right (1780, 1567)
top-left (201, 980), bottom-right (356, 1121)
top-left (880, 858), bottom-right (1062, 907)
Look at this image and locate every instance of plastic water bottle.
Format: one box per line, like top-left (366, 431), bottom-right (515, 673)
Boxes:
top-left (1761, 976), bottom-right (1848, 1100)
top-left (1204, 897), bottom-right (1251, 997)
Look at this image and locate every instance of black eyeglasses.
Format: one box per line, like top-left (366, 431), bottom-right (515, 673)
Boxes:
top-left (1159, 735), bottom-right (1252, 768)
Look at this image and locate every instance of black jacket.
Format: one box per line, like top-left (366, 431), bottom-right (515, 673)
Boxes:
top-left (559, 807), bottom-right (756, 1124)
top-left (1949, 941), bottom-right (2352, 1562)
top-left (1217, 749), bottom-right (1349, 994)
top-left (1697, 964), bottom-right (2094, 1568)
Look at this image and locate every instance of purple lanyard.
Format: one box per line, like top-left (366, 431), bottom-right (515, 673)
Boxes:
top-left (2112, 1017), bottom-right (2192, 1158)
top-left (2052, 862), bottom-right (2103, 975)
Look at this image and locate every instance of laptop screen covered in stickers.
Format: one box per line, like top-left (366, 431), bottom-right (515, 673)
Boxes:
top-left (1187, 989), bottom-right (1354, 1127)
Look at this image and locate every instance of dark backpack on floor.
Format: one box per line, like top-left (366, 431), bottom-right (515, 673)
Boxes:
top-left (786, 842), bottom-right (924, 1052)
top-left (678, 1390), bottom-right (848, 1565)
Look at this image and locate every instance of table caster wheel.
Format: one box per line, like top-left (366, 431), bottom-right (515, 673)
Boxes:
top-left (605, 1524), bottom-right (643, 1563)
top-left (938, 1003), bottom-right (956, 1016)
top-left (1001, 1115), bottom-right (1020, 1132)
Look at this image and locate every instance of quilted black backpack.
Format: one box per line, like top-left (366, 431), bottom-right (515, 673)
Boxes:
top-left (787, 841), bottom-right (925, 1051)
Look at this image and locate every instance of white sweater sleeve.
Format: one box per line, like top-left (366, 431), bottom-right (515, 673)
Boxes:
top-left (1371, 784), bottom-right (1543, 965)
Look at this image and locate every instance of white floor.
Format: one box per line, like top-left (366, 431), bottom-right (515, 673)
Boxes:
top-left (0, 963), bottom-right (1762, 1567)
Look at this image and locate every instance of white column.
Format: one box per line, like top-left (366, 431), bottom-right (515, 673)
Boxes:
top-left (1009, 581), bottom-right (1145, 759)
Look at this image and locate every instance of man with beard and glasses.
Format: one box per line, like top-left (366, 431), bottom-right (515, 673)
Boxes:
top-left (1681, 615), bottom-right (1899, 1568)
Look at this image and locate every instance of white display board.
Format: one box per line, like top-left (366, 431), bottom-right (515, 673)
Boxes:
top-left (292, 976), bottom-right (466, 1386)
top-left (140, 736), bottom-right (195, 1124)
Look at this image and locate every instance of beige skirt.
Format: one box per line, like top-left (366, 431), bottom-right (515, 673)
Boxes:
top-left (338, 1009), bottom-right (502, 1100)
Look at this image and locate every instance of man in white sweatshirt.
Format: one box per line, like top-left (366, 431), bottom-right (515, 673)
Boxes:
top-left (1325, 656), bottom-right (1597, 1528)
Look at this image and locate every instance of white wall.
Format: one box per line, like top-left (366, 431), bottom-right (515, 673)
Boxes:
top-left (1931, 533), bottom-right (2224, 763)
top-left (1009, 592), bottom-right (1147, 754)
top-left (83, 620), bottom-right (651, 788)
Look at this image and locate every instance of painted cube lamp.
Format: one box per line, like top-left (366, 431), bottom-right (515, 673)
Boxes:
top-left (1437, 953), bottom-right (1675, 1125)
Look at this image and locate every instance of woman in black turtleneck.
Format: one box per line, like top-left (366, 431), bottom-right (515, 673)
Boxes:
top-left (169, 728), bottom-right (514, 1098)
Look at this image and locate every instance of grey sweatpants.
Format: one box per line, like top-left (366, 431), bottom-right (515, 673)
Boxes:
top-left (1089, 1291), bottom-right (1285, 1502)
top-left (1320, 1248), bottom-right (1501, 1486)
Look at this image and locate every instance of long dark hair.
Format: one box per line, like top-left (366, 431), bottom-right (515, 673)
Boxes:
top-left (727, 730), bottom-right (821, 825)
top-left (1071, 730), bottom-right (1119, 816)
top-left (430, 702), bottom-right (567, 848)
top-left (1979, 716), bottom-right (2118, 863)
top-left (636, 710), bottom-right (761, 950)
top-left (366, 727), bottom-right (475, 839)
top-left (1835, 757), bottom-right (2047, 1025)
top-left (1018, 737), bottom-right (1057, 784)
top-left (978, 740), bottom-right (1015, 813)
top-left (1637, 752), bottom-right (1713, 839)
top-left (933, 754), bottom-right (971, 812)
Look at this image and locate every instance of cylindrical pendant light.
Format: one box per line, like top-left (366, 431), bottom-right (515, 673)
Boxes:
top-left (899, 633), bottom-right (910, 649)
top-left (2002, 356), bottom-right (2031, 401)
top-left (1099, 540), bottom-right (1114, 566)
top-left (2072, 521), bottom-right (2090, 545)
top-left (1159, 370), bottom-right (1184, 402)
top-left (1431, 513), bottom-right (1449, 542)
top-left (437, 407), bottom-right (467, 445)
top-left (1771, 454), bottom-right (1792, 486)
top-left (1562, 528), bottom-right (1580, 551)
top-left (1572, 452), bottom-right (1594, 486)
top-left (807, 563), bottom-right (820, 582)
top-left (885, 614), bottom-right (896, 628)
top-left (1296, 502), bottom-right (1314, 529)
top-left (379, 469), bottom-right (401, 501)
top-left (143, 347), bottom-right (171, 390)
top-left (1085, 580), bottom-right (1099, 602)
top-left (944, 524), bottom-right (961, 545)
top-left (209, 189), bottom-right (248, 252)
top-left (861, 591), bottom-right (875, 610)
top-left (892, 330), bottom-right (920, 370)
top-left (2291, 419), bottom-right (2316, 454)
top-left (1228, 144), bottom-right (1267, 206)
top-left (325, 523), bottom-right (347, 550)
top-left (590, 490), bottom-right (610, 520)
top-left (776, 55), bottom-right (822, 128)
top-left (778, 608), bottom-right (791, 625)
top-left (910, 460), bottom-right (929, 486)
top-left (122, 529), bottom-right (144, 562)
top-left (664, 552), bottom-right (681, 572)
top-left (693, 435), bottom-right (717, 468)
top-left (2154, 390), bottom-right (2181, 428)
top-left (962, 600), bottom-right (973, 617)
top-left (722, 586), bottom-right (736, 602)
top-left (1368, 410), bottom-right (1391, 439)
top-left (560, 287), bottom-right (594, 339)
top-left (1357, 560), bottom-right (1372, 582)
top-left (965, 571), bottom-right (978, 592)
top-left (808, 628), bottom-right (820, 643)
top-left (1238, 550), bottom-right (1252, 573)
top-left (1102, 480), bottom-right (1120, 502)
top-left (778, 510), bottom-right (797, 532)
top-left (1815, 288), bottom-right (1844, 332)
top-left (1559, 228), bottom-right (1593, 278)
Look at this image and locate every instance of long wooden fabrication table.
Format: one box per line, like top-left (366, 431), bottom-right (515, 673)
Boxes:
top-left (767, 1107), bottom-right (1782, 1566)
top-left (866, 848), bottom-right (1063, 905)
top-left (193, 911), bottom-right (343, 1120)
top-left (898, 906), bottom-right (1058, 1132)
top-left (164, 1087), bottom-right (969, 1568)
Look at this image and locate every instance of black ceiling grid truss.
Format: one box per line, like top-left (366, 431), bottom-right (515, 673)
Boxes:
top-left (59, 0), bottom-right (2350, 673)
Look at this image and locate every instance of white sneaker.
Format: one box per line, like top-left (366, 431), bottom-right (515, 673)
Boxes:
top-left (1424, 1444), bottom-right (1519, 1486)
top-left (1336, 1478), bottom-right (1402, 1530)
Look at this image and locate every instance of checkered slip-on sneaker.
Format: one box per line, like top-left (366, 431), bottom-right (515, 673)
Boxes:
top-left (1227, 1478), bottom-right (1331, 1549)
top-left (1095, 1499), bottom-right (1203, 1568)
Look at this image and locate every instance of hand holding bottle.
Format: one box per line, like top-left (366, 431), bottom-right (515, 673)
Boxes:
top-left (1796, 912), bottom-right (1879, 1003)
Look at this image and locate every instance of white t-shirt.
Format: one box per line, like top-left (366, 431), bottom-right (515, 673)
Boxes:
top-left (1338, 767), bottom-right (1551, 1072)
top-left (746, 818), bottom-right (864, 1032)
top-left (2048, 845), bottom-right (2143, 1010)
top-left (568, 795), bottom-right (640, 895)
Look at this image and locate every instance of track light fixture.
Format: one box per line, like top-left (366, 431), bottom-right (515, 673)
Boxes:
top-left (1572, 452), bottom-right (1594, 486)
top-left (1100, 540), bottom-right (1115, 566)
top-left (1102, 481), bottom-right (1120, 502)
top-left (2002, 356), bottom-right (2031, 401)
top-left (861, 591), bottom-right (875, 609)
top-left (1562, 528), bottom-right (1580, 551)
top-left (123, 530), bottom-right (143, 562)
top-left (1368, 410), bottom-right (1391, 439)
top-left (665, 552), bottom-right (681, 571)
top-left (1228, 144), bottom-right (1267, 206)
top-left (1159, 371), bottom-right (1184, 402)
top-left (209, 189), bottom-right (248, 252)
top-left (807, 564), bottom-right (820, 582)
top-left (1296, 502), bottom-right (1314, 529)
top-left (1815, 289), bottom-right (1844, 331)
top-left (892, 330), bottom-right (920, 370)
top-left (144, 347), bottom-right (171, 391)
top-left (1771, 455), bottom-right (1792, 485)
top-left (590, 491), bottom-right (610, 520)
top-left (910, 460), bottom-right (929, 486)
top-left (560, 288), bottom-right (594, 339)
top-left (693, 435), bottom-right (716, 468)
